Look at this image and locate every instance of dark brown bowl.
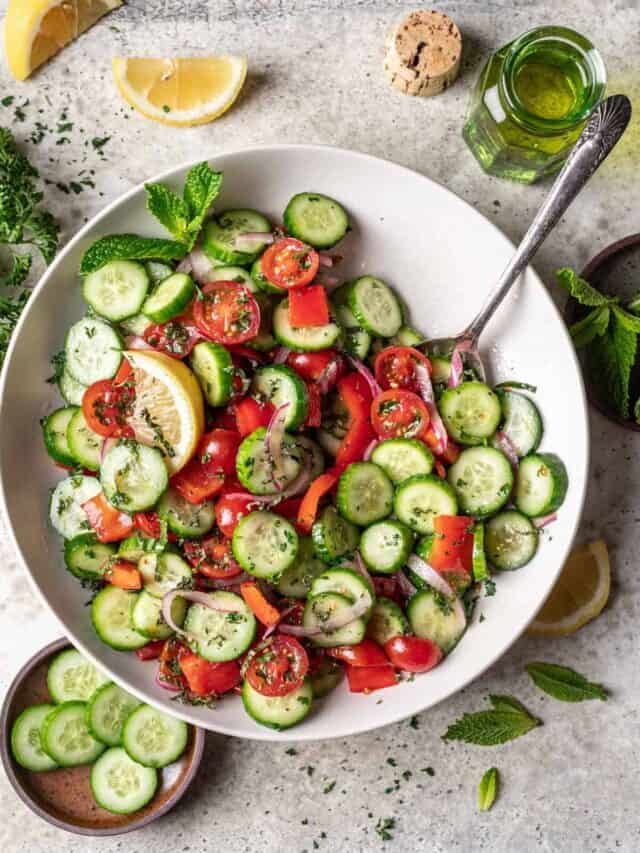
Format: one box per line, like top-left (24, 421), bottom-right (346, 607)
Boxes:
top-left (564, 232), bottom-right (640, 430)
top-left (1, 638), bottom-right (205, 836)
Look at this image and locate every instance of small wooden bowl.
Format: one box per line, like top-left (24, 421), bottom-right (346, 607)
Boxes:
top-left (1, 638), bottom-right (205, 836)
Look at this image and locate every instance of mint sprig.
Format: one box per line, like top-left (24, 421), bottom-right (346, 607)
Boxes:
top-left (80, 234), bottom-right (187, 275)
top-left (442, 695), bottom-right (540, 746)
top-left (525, 662), bottom-right (608, 702)
top-left (477, 767), bottom-right (499, 811)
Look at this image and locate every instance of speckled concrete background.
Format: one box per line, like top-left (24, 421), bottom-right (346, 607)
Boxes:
top-left (0, 1), bottom-right (639, 850)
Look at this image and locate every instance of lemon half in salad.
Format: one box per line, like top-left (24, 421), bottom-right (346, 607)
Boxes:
top-left (125, 350), bottom-right (204, 475)
top-left (111, 56), bottom-right (247, 126)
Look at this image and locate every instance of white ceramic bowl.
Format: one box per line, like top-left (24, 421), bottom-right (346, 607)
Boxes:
top-left (0, 144), bottom-right (588, 741)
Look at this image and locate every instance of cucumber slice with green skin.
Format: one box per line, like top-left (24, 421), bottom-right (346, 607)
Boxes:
top-left (47, 648), bottom-right (111, 703)
top-left (86, 683), bottom-right (143, 747)
top-left (347, 277), bottom-right (403, 338)
top-left (448, 447), bottom-right (514, 518)
top-left (64, 534), bottom-right (116, 580)
top-left (343, 326), bottom-right (372, 359)
top-left (145, 260), bottom-right (175, 284)
top-left (250, 256), bottom-right (282, 294)
top-left (304, 592), bottom-right (367, 647)
top-left (414, 533), bottom-right (433, 562)
top-left (336, 462), bottom-right (394, 526)
top-left (118, 530), bottom-right (164, 561)
top-left (203, 209), bottom-right (271, 265)
top-left (366, 597), bottom-right (409, 646)
top-left (390, 325), bottom-right (424, 347)
top-left (311, 506), bottom-right (359, 564)
top-left (295, 435), bottom-right (325, 479)
top-left (59, 370), bottom-right (87, 406)
top-left (359, 519), bottom-right (413, 574)
top-left (495, 390), bottom-right (543, 457)
top-left (42, 406), bottom-right (78, 466)
top-left (485, 510), bottom-right (538, 571)
top-left (49, 474), bottom-right (102, 539)
top-left (141, 272), bottom-right (195, 324)
top-left (283, 192), bottom-right (349, 249)
top-left (119, 313), bottom-right (152, 338)
top-left (11, 704), bottom-right (59, 772)
top-left (430, 357), bottom-right (451, 386)
top-left (67, 408), bottom-right (102, 471)
top-left (242, 678), bottom-right (314, 730)
top-left (515, 453), bottom-right (568, 517)
top-left (472, 522), bottom-right (490, 581)
top-left (91, 747), bottom-right (158, 814)
top-left (273, 299), bottom-right (341, 351)
top-left (371, 438), bottom-right (434, 485)
top-left (122, 704), bottom-right (188, 768)
top-left (189, 341), bottom-right (234, 406)
top-left (248, 293), bottom-right (278, 352)
top-left (138, 552), bottom-right (193, 598)
top-left (277, 536), bottom-right (328, 598)
top-left (393, 474), bottom-right (458, 535)
top-left (41, 702), bottom-right (106, 767)
top-left (183, 590), bottom-right (256, 662)
top-left (131, 589), bottom-right (187, 639)
top-left (65, 317), bottom-right (123, 385)
top-left (309, 659), bottom-right (344, 699)
top-left (252, 365), bottom-right (309, 430)
top-left (310, 567), bottom-right (374, 614)
top-left (207, 265), bottom-right (257, 291)
top-left (83, 260), bottom-right (150, 322)
top-left (91, 586), bottom-right (148, 651)
top-left (156, 487), bottom-right (215, 538)
top-left (100, 440), bottom-right (169, 513)
top-left (439, 382), bottom-right (502, 445)
top-left (407, 588), bottom-right (466, 654)
top-left (232, 510), bottom-right (299, 578)
top-left (235, 427), bottom-right (303, 495)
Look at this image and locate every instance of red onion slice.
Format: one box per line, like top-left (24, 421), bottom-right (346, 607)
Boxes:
top-left (176, 256), bottom-right (192, 275)
top-left (201, 572), bottom-right (251, 589)
top-left (100, 437), bottom-right (119, 464)
top-left (395, 569), bottom-right (416, 598)
top-left (273, 346), bottom-right (291, 365)
top-left (533, 512), bottom-right (558, 529)
top-left (415, 363), bottom-right (448, 455)
top-left (124, 335), bottom-right (153, 351)
top-left (363, 438), bottom-right (379, 461)
top-left (318, 252), bottom-right (334, 268)
top-left (161, 589), bottom-right (246, 642)
top-left (186, 247), bottom-right (216, 284)
top-left (353, 551), bottom-right (373, 588)
top-left (222, 453), bottom-right (313, 510)
top-left (448, 346), bottom-right (464, 388)
top-left (317, 358), bottom-right (340, 395)
top-left (155, 672), bottom-right (182, 693)
top-left (234, 232), bottom-right (275, 250)
top-left (266, 403), bottom-right (291, 491)
top-left (406, 554), bottom-right (454, 598)
top-left (280, 595), bottom-right (371, 638)
top-left (316, 274), bottom-right (340, 289)
top-left (346, 355), bottom-right (382, 397)
top-left (493, 430), bottom-right (519, 469)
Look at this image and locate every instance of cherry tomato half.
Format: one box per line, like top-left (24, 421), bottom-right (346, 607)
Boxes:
top-left (143, 317), bottom-right (202, 359)
top-left (215, 490), bottom-right (256, 539)
top-left (370, 389), bottom-right (430, 439)
top-left (82, 379), bottom-right (135, 438)
top-left (374, 346), bottom-right (431, 392)
top-left (183, 530), bottom-right (242, 580)
top-left (287, 349), bottom-right (345, 385)
top-left (261, 238), bottom-right (320, 289)
top-left (245, 636), bottom-right (309, 697)
top-left (133, 511), bottom-right (163, 539)
top-left (383, 635), bottom-right (443, 673)
top-left (193, 281), bottom-right (260, 345)
top-left (171, 429), bottom-right (240, 505)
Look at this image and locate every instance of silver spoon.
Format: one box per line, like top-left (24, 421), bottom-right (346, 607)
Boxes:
top-left (427, 94), bottom-right (632, 379)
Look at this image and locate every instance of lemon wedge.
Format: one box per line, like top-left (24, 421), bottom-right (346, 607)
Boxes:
top-left (5, 0), bottom-right (122, 81)
top-left (528, 539), bottom-right (610, 636)
top-left (125, 350), bottom-right (204, 475)
top-left (111, 56), bottom-right (247, 126)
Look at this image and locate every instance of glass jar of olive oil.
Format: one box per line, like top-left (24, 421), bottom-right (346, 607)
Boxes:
top-left (463, 26), bottom-right (606, 183)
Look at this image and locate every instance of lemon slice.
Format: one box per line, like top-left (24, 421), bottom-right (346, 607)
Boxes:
top-left (528, 539), bottom-right (610, 636)
top-left (5, 0), bottom-right (122, 81)
top-left (111, 56), bottom-right (247, 127)
top-left (125, 350), bottom-right (204, 475)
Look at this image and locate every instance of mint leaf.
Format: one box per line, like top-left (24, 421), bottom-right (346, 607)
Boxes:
top-left (612, 303), bottom-right (640, 334)
top-left (442, 696), bottom-right (539, 746)
top-left (569, 306), bottom-right (610, 348)
top-left (526, 662), bottom-right (608, 702)
top-left (80, 234), bottom-right (188, 275)
top-left (477, 767), bottom-right (499, 811)
top-left (488, 695), bottom-right (531, 715)
top-left (586, 308), bottom-right (637, 418)
top-left (183, 163), bottom-right (222, 227)
top-left (145, 182), bottom-right (190, 244)
top-left (556, 268), bottom-right (612, 307)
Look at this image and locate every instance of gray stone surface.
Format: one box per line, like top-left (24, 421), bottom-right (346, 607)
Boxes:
top-left (0, 1), bottom-right (639, 850)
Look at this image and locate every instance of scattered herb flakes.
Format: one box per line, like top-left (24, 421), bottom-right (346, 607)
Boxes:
top-left (401, 770), bottom-right (412, 781)
top-left (91, 135), bottom-right (111, 153)
top-left (375, 817), bottom-right (396, 841)
top-left (525, 662), bottom-right (608, 702)
top-left (1, 96), bottom-right (14, 107)
top-left (409, 715), bottom-right (420, 729)
top-left (285, 747), bottom-right (298, 756)
top-left (421, 766), bottom-right (435, 776)
top-left (484, 578), bottom-right (496, 597)
top-left (322, 781), bottom-right (336, 794)
top-left (306, 765), bottom-right (315, 777)
top-left (442, 695), bottom-right (540, 746)
top-left (478, 767), bottom-right (499, 811)
top-left (386, 757), bottom-right (397, 767)
top-left (162, 104), bottom-right (171, 113)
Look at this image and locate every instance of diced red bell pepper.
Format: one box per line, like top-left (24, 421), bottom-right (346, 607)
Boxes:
top-left (334, 415), bottom-right (375, 472)
top-left (337, 372), bottom-right (373, 416)
top-left (104, 559), bottom-right (142, 590)
top-left (297, 469), bottom-right (339, 534)
top-left (179, 652), bottom-right (241, 697)
top-left (82, 493), bottom-right (134, 543)
top-left (136, 640), bottom-right (166, 661)
top-left (327, 640), bottom-right (388, 667)
top-left (240, 581), bottom-right (281, 627)
top-left (346, 663), bottom-right (398, 693)
top-left (430, 516), bottom-right (474, 573)
top-left (288, 284), bottom-right (330, 327)
top-left (234, 396), bottom-right (274, 437)
top-left (133, 511), bottom-right (163, 539)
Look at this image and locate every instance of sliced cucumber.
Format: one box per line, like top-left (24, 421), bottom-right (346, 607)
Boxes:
top-left (273, 299), bottom-right (341, 351)
top-left (472, 522), bottom-right (490, 581)
top-left (145, 260), bottom-right (175, 284)
top-left (359, 519), bottom-right (413, 574)
top-left (252, 365), bottom-right (309, 430)
top-left (393, 474), bottom-right (458, 535)
top-left (304, 592), bottom-right (367, 647)
top-left (59, 369), bottom-right (87, 406)
top-left (83, 260), bottom-right (150, 322)
top-left (91, 586), bottom-right (148, 651)
top-left (41, 701), bottom-right (105, 767)
top-left (312, 506), bottom-right (359, 564)
top-left (242, 678), bottom-right (313, 730)
top-left (131, 589), bottom-right (187, 639)
top-left (207, 264), bottom-right (257, 291)
top-left (366, 597), bottom-right (409, 646)
top-left (309, 659), bottom-right (344, 699)
top-left (47, 648), bottom-right (111, 703)
top-left (249, 293), bottom-right (278, 352)
top-left (67, 408), bottom-right (102, 471)
top-left (485, 510), bottom-right (538, 570)
top-left (156, 487), bottom-right (215, 538)
top-left (347, 277), bottom-right (402, 337)
top-left (86, 683), bottom-right (143, 747)
top-left (183, 590), bottom-right (256, 662)
top-left (431, 356), bottom-right (451, 386)
top-left (122, 704), bottom-right (188, 768)
top-left (407, 588), bottom-right (466, 653)
top-left (49, 474), bottom-right (102, 539)
top-left (371, 438), bottom-right (434, 485)
top-left (11, 704), bottom-right (59, 772)
top-left (515, 453), bottom-right (568, 517)
top-left (495, 390), bottom-right (543, 457)
top-left (118, 530), bottom-right (163, 562)
top-left (276, 535), bottom-right (327, 599)
top-left (203, 209), bottom-right (271, 265)
top-left (235, 427), bottom-right (303, 495)
top-left (251, 256), bottom-right (282, 295)
top-left (448, 447), bottom-right (514, 518)
top-left (310, 566), bottom-right (374, 613)
top-left (232, 510), bottom-right (299, 578)
top-left (65, 317), bottom-right (123, 385)
top-left (91, 747), bottom-right (158, 814)
top-left (138, 552), bottom-right (193, 598)
top-left (391, 325), bottom-right (424, 347)
top-left (439, 382), bottom-right (502, 445)
top-left (336, 462), bottom-right (394, 526)
top-left (343, 326), bottom-right (372, 359)
top-left (142, 272), bottom-right (195, 324)
top-left (119, 313), bottom-right (151, 338)
top-left (100, 440), bottom-right (169, 513)
top-left (283, 192), bottom-right (349, 249)
top-left (189, 341), bottom-right (234, 407)
top-left (295, 435), bottom-right (325, 479)
top-left (42, 406), bottom-right (77, 466)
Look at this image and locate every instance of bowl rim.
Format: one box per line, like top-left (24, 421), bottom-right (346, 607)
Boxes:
top-left (0, 637), bottom-right (205, 836)
top-left (0, 142), bottom-right (590, 741)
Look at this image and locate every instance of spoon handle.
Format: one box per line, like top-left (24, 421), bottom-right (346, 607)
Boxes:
top-left (464, 94), bottom-right (632, 342)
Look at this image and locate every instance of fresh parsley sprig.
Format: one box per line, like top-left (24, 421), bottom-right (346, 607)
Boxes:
top-left (442, 694), bottom-right (540, 746)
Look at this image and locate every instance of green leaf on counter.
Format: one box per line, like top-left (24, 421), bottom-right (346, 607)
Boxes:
top-left (569, 306), bottom-right (609, 348)
top-left (556, 267), bottom-right (613, 307)
top-left (477, 767), bottom-right (499, 811)
top-left (586, 308), bottom-right (637, 418)
top-left (442, 695), bottom-right (539, 746)
top-left (488, 694), bottom-right (530, 715)
top-left (525, 662), bottom-right (608, 702)
top-left (80, 234), bottom-right (187, 274)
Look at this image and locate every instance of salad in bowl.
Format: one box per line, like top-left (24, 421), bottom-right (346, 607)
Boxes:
top-left (42, 162), bottom-right (568, 731)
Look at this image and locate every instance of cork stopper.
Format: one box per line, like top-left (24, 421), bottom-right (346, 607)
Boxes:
top-left (384, 9), bottom-right (462, 97)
